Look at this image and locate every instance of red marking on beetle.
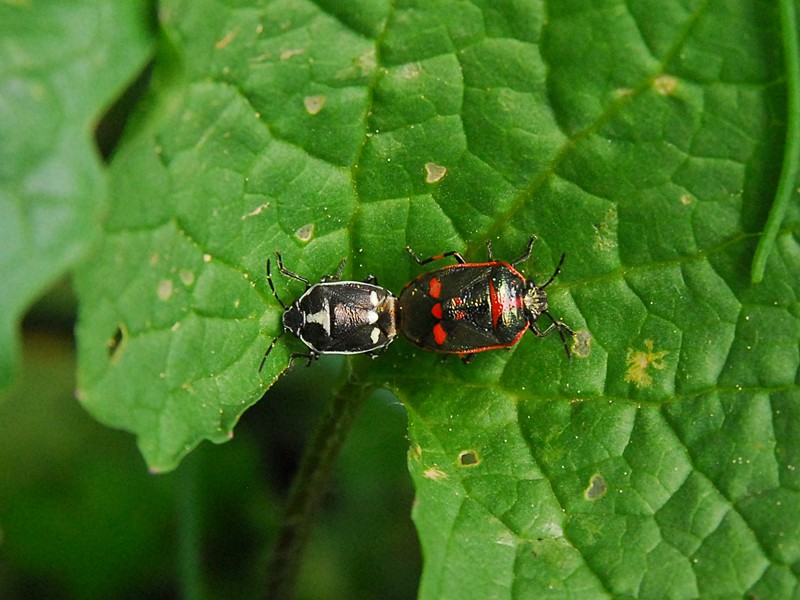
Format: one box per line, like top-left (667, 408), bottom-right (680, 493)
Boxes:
top-left (489, 279), bottom-right (522, 329)
top-left (433, 323), bottom-right (447, 345)
top-left (429, 277), bottom-right (442, 298)
top-left (489, 280), bottom-right (502, 328)
top-left (431, 303), bottom-right (443, 319)
top-left (455, 311), bottom-right (467, 320)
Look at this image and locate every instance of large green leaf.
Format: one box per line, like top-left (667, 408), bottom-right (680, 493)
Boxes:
top-left (0, 0), bottom-right (155, 385)
top-left (74, 0), bottom-right (800, 597)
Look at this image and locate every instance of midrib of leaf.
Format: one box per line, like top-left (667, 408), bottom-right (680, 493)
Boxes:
top-left (483, 0), bottom-right (714, 250)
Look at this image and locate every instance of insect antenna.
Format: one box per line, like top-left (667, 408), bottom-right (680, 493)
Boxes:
top-left (540, 253), bottom-right (567, 289)
top-left (266, 258), bottom-right (287, 310)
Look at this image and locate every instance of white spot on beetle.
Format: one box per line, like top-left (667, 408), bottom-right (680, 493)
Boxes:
top-left (369, 291), bottom-right (379, 306)
top-left (370, 327), bottom-right (380, 343)
top-left (305, 298), bottom-right (331, 334)
top-left (367, 310), bottom-right (379, 324)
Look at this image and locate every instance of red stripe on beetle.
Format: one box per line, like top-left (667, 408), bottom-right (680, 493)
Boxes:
top-left (489, 280), bottom-right (502, 328)
top-left (489, 279), bottom-right (523, 329)
top-left (433, 323), bottom-right (447, 345)
top-left (431, 303), bottom-right (443, 319)
top-left (429, 277), bottom-right (442, 298)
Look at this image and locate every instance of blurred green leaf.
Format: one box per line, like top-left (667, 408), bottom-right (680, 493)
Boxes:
top-left (0, 0), bottom-right (155, 386)
top-left (73, 0), bottom-right (800, 597)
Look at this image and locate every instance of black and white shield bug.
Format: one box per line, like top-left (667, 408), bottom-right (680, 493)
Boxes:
top-left (260, 252), bottom-right (398, 370)
top-left (397, 235), bottom-right (574, 362)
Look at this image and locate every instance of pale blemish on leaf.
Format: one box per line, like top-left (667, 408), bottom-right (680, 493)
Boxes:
top-left (572, 329), bottom-right (592, 358)
top-left (496, 532), bottom-right (516, 547)
top-left (584, 473), bottom-right (607, 500)
top-left (410, 444), bottom-right (422, 462)
top-left (397, 62), bottom-right (422, 79)
top-left (653, 75), bottom-right (678, 96)
top-left (280, 48), bottom-right (304, 60)
top-left (592, 205), bottom-right (618, 251)
top-left (215, 30), bottom-right (237, 50)
top-left (425, 162), bottom-right (447, 183)
top-left (423, 467), bottom-right (448, 481)
top-left (157, 279), bottom-right (173, 301)
top-left (624, 339), bottom-right (667, 387)
top-left (179, 269), bottom-right (195, 286)
top-left (294, 223), bottom-right (315, 242)
top-left (242, 202), bottom-right (270, 219)
top-left (613, 87), bottom-right (634, 99)
top-left (680, 193), bottom-right (693, 206)
top-left (541, 522), bottom-right (564, 537)
top-left (356, 49), bottom-right (377, 76)
top-left (458, 449), bottom-right (479, 467)
top-left (304, 95), bottom-right (326, 115)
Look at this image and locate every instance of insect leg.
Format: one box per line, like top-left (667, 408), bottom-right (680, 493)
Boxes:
top-left (530, 312), bottom-right (574, 360)
top-left (266, 259), bottom-right (288, 310)
top-left (322, 257), bottom-right (347, 283)
top-left (259, 333), bottom-right (284, 373)
top-left (406, 246), bottom-right (466, 265)
top-left (510, 235), bottom-right (538, 267)
top-left (275, 251), bottom-right (312, 289)
top-left (539, 253), bottom-right (566, 289)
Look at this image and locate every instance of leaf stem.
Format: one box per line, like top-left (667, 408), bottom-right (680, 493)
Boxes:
top-left (177, 452), bottom-right (203, 600)
top-left (751, 0), bottom-right (800, 282)
top-left (265, 372), bottom-right (369, 599)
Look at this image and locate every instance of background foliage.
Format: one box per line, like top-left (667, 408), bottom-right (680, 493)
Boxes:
top-left (2, 0), bottom-right (799, 598)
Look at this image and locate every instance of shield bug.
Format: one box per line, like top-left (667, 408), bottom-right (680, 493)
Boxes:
top-left (397, 235), bottom-right (573, 362)
top-left (261, 252), bottom-right (398, 370)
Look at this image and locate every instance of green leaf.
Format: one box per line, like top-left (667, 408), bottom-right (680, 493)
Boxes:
top-left (73, 0), bottom-right (800, 597)
top-left (0, 0), bottom-right (155, 386)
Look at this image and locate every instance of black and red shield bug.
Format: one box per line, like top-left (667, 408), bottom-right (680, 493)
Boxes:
top-left (260, 252), bottom-right (398, 371)
top-left (397, 235), bottom-right (574, 362)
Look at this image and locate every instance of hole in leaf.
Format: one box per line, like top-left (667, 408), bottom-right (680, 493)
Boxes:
top-left (108, 325), bottom-right (126, 359)
top-left (584, 473), bottom-right (607, 500)
top-left (458, 450), bottom-right (479, 467)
